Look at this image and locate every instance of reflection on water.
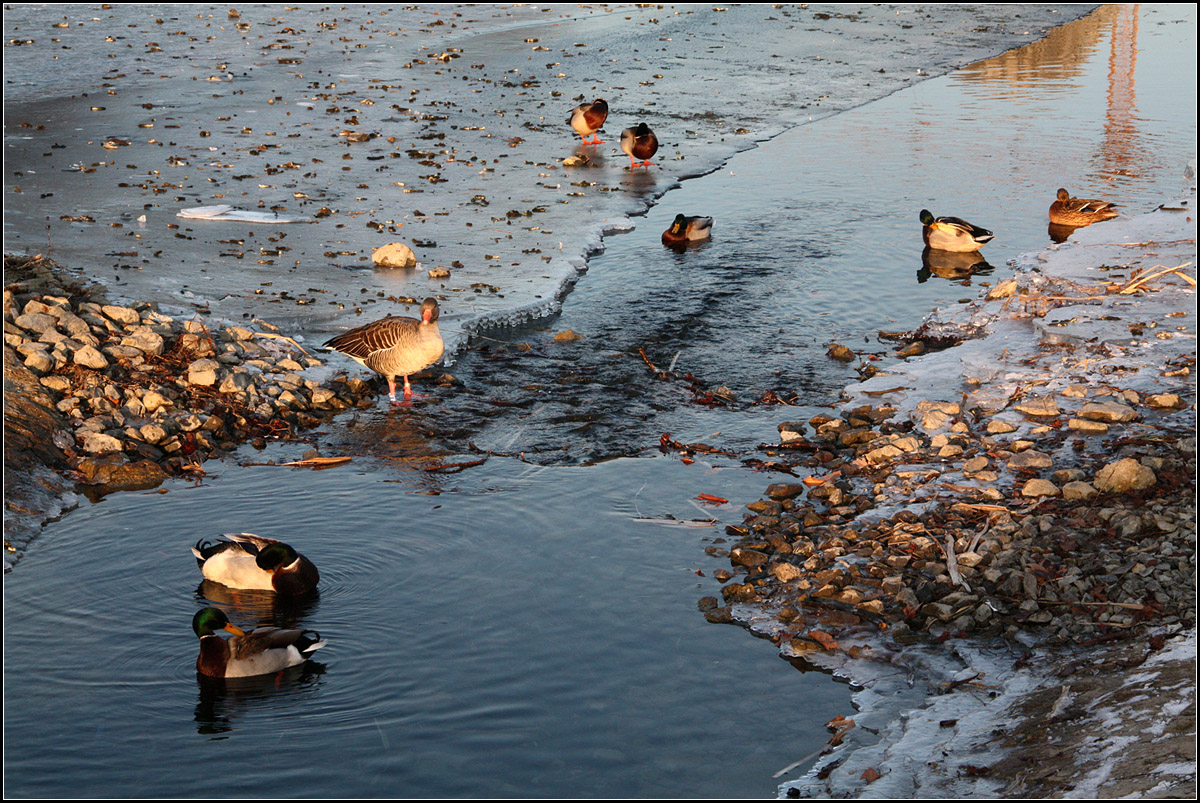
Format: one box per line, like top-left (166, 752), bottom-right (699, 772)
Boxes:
top-left (1101, 4), bottom-right (1148, 180)
top-left (917, 247), bottom-right (996, 284)
top-left (957, 4), bottom-right (1113, 88)
top-left (194, 663), bottom-right (327, 737)
top-left (195, 579), bottom-right (321, 629)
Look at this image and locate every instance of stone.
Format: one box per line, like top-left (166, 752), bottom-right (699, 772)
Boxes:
top-left (1146, 393), bottom-right (1182, 408)
top-left (553, 330), bottom-right (580, 342)
top-left (1094, 458), bottom-right (1156, 493)
top-left (963, 456), bottom-right (989, 473)
top-left (1014, 395), bottom-right (1060, 417)
top-left (1078, 401), bottom-right (1137, 423)
top-left (371, 242), bottom-right (418, 268)
top-left (771, 563), bottom-right (803, 583)
top-left (1008, 450), bottom-right (1053, 470)
top-left (101, 305), bottom-right (141, 325)
top-left (142, 389), bottom-right (171, 412)
top-left (218, 372), bottom-right (255, 394)
top-left (1068, 418), bottom-right (1109, 434)
top-left (187, 358), bottom-right (221, 386)
top-left (1021, 478), bottom-right (1060, 497)
top-left (987, 419), bottom-right (1018, 434)
top-left (765, 483), bottom-right (805, 500)
top-left (120, 330), bottom-right (165, 356)
top-left (73, 345), bottom-right (109, 370)
top-left (826, 344), bottom-right (856, 363)
top-left (14, 312), bottom-right (58, 334)
top-left (913, 400), bottom-right (960, 431)
top-left (80, 431), bottom-right (124, 454)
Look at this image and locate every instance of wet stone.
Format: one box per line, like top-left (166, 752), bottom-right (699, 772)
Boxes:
top-left (765, 483), bottom-right (805, 500)
top-left (1078, 400), bottom-right (1137, 423)
top-left (1014, 395), bottom-right (1060, 417)
top-left (1068, 418), bottom-right (1109, 434)
top-left (1007, 449), bottom-right (1053, 470)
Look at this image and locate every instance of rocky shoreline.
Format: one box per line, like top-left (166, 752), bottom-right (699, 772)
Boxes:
top-left (702, 181), bottom-right (1197, 796)
top-left (2, 253), bottom-right (403, 567)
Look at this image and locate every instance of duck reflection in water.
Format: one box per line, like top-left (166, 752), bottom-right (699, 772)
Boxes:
top-left (194, 659), bottom-right (326, 735)
top-left (917, 246), bottom-right (996, 284)
top-left (196, 578), bottom-right (321, 628)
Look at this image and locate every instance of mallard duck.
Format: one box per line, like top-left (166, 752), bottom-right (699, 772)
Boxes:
top-left (620, 122), bottom-right (658, 168)
top-left (1048, 188), bottom-right (1118, 227)
top-left (662, 214), bottom-right (713, 246)
top-left (192, 533), bottom-right (320, 595)
top-left (193, 607), bottom-right (326, 679)
top-left (919, 209), bottom-right (994, 252)
top-left (323, 297), bottom-right (444, 402)
top-left (568, 98), bottom-right (608, 144)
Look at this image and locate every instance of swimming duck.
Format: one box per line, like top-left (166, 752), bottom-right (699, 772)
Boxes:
top-left (323, 297), bottom-right (444, 403)
top-left (1048, 188), bottom-right (1119, 227)
top-left (620, 122), bottom-right (658, 168)
top-left (662, 214), bottom-right (713, 246)
top-left (193, 607), bottom-right (326, 679)
top-left (568, 98), bottom-right (608, 145)
top-left (919, 209), bottom-right (995, 252)
top-left (192, 533), bottom-right (320, 595)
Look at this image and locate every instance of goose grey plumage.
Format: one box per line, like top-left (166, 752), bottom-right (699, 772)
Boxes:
top-left (323, 297), bottom-right (444, 403)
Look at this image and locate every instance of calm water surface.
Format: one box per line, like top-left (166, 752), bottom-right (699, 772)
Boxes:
top-left (4, 5), bottom-right (1196, 799)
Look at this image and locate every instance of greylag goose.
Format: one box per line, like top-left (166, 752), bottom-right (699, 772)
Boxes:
top-left (323, 297), bottom-right (444, 402)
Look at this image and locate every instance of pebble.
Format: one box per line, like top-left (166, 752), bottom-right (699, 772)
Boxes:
top-left (4, 273), bottom-right (379, 494)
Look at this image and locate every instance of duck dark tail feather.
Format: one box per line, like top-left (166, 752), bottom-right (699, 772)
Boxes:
top-left (194, 538), bottom-right (220, 566)
top-left (296, 631), bottom-right (323, 654)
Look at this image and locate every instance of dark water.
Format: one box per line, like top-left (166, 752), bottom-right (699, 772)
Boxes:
top-left (4, 449), bottom-right (840, 798)
top-left (4, 5), bottom-right (1196, 799)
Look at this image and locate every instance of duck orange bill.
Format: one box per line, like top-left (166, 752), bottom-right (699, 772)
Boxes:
top-left (223, 623), bottom-right (246, 637)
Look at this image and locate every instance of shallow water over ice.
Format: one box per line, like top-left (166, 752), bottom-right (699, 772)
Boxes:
top-left (3, 4), bottom-right (1196, 799)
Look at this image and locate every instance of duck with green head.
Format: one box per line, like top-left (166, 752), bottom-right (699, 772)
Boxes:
top-left (1049, 188), bottom-right (1119, 227)
top-left (919, 209), bottom-right (995, 252)
top-left (192, 607), bottom-right (327, 679)
top-left (192, 533), bottom-right (319, 595)
top-left (662, 214), bottom-right (713, 246)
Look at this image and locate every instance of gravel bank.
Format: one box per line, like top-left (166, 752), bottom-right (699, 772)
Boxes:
top-left (705, 177), bottom-right (1197, 797)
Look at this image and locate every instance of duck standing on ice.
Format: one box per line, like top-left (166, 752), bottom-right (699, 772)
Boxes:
top-left (620, 122), bottom-right (659, 168)
top-left (568, 98), bottom-right (608, 145)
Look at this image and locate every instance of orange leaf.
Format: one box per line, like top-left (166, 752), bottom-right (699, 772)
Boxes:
top-left (810, 630), bottom-right (839, 651)
top-left (861, 767), bottom-right (881, 783)
top-left (695, 493), bottom-right (728, 504)
top-left (804, 470), bottom-right (841, 487)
